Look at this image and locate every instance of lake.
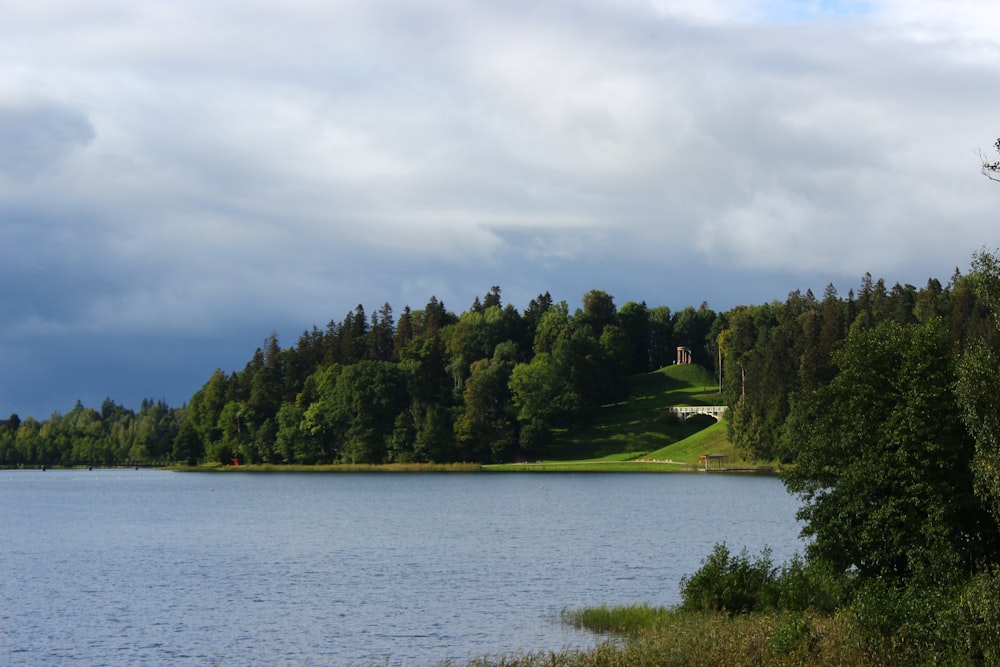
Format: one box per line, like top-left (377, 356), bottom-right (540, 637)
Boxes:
top-left (0, 470), bottom-right (802, 666)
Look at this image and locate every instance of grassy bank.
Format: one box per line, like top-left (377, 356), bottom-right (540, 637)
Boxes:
top-left (545, 364), bottom-right (725, 461)
top-left (468, 606), bottom-right (883, 667)
top-left (487, 364), bottom-right (772, 473)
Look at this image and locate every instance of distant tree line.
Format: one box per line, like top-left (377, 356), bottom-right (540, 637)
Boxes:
top-left (0, 289), bottom-right (717, 467)
top-left (4, 256), bottom-right (998, 471)
top-left (0, 398), bottom-right (180, 467)
top-left (171, 289), bottom-right (717, 466)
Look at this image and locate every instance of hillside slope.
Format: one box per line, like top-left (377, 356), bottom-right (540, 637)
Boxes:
top-left (531, 364), bottom-right (745, 467)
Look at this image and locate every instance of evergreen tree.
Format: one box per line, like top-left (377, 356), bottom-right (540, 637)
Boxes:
top-left (618, 300), bottom-right (652, 373)
top-left (172, 419), bottom-right (203, 466)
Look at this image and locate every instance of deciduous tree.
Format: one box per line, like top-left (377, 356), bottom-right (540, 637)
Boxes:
top-left (784, 318), bottom-right (1000, 586)
top-left (956, 249), bottom-right (1000, 521)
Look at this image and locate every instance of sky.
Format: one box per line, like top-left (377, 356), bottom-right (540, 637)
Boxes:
top-left (2, 0), bottom-right (999, 419)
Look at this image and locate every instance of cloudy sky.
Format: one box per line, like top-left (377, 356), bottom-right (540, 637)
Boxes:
top-left (2, 0), bottom-right (998, 419)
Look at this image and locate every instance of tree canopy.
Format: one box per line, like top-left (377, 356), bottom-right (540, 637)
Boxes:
top-left (4, 253), bottom-right (999, 479)
top-left (783, 318), bottom-right (999, 586)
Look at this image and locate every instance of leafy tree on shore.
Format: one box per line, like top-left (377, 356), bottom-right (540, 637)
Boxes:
top-left (509, 352), bottom-right (565, 455)
top-left (454, 342), bottom-right (519, 463)
top-left (784, 318), bottom-right (1000, 586)
top-left (172, 418), bottom-right (203, 466)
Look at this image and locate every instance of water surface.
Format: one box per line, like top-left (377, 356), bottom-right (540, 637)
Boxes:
top-left (0, 470), bottom-right (801, 666)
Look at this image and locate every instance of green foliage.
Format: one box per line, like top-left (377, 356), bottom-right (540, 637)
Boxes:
top-left (0, 399), bottom-right (180, 468)
top-left (580, 289), bottom-right (617, 334)
top-left (956, 339), bottom-right (1000, 520)
top-left (617, 300), bottom-right (652, 373)
top-left (718, 271), bottom-right (987, 463)
top-left (672, 304), bottom-right (717, 366)
top-left (768, 616), bottom-right (815, 658)
top-left (680, 544), bottom-right (780, 614)
top-left (775, 554), bottom-right (849, 614)
top-left (172, 418), bottom-right (202, 466)
top-left (847, 578), bottom-right (973, 664)
top-left (455, 350), bottom-right (518, 463)
top-left (561, 603), bottom-right (673, 636)
top-left (509, 349), bottom-right (591, 456)
top-left (314, 360), bottom-right (408, 464)
top-left (956, 249), bottom-right (1000, 522)
top-left (958, 565), bottom-right (1000, 663)
top-left (679, 544), bottom-right (851, 619)
top-left (15, 259), bottom-right (998, 478)
top-left (783, 318), bottom-right (999, 585)
top-left (648, 305), bottom-right (675, 369)
top-left (276, 402), bottom-right (323, 464)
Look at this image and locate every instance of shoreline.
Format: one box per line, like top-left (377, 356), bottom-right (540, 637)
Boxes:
top-left (173, 461), bottom-right (778, 474)
top-left (4, 462), bottom-right (778, 474)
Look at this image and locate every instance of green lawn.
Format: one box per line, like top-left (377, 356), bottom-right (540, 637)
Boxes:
top-left (488, 364), bottom-right (770, 472)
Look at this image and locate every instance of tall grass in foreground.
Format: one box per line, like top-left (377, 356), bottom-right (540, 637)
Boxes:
top-left (562, 604), bottom-right (673, 635)
top-left (463, 542), bottom-right (999, 667)
top-left (464, 609), bottom-right (899, 667)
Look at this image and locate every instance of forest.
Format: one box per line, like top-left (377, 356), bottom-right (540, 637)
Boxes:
top-left (1, 253), bottom-right (997, 473)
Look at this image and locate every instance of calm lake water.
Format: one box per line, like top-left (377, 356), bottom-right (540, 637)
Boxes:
top-left (0, 470), bottom-right (802, 666)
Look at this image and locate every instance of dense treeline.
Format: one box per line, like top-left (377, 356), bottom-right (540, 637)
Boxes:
top-left (0, 398), bottom-right (181, 467)
top-left (720, 269), bottom-right (999, 463)
top-left (0, 288), bottom-right (717, 467)
top-left (4, 260), bottom-right (998, 471)
top-left (173, 289), bottom-right (717, 466)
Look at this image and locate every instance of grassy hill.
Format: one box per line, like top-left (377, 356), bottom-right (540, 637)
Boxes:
top-left (488, 364), bottom-right (765, 472)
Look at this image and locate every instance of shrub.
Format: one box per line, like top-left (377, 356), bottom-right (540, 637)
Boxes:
top-left (776, 554), bottom-right (850, 613)
top-left (680, 543), bottom-right (779, 614)
top-left (958, 566), bottom-right (1000, 664)
top-left (848, 577), bottom-right (974, 665)
top-left (768, 615), bottom-right (815, 658)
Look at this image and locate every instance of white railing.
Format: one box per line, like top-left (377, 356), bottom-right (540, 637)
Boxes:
top-left (669, 406), bottom-right (727, 423)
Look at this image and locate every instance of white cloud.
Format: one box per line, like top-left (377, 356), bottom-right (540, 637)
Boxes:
top-left (876, 0), bottom-right (1000, 49)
